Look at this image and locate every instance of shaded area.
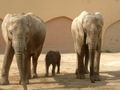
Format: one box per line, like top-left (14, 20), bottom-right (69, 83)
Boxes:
top-left (101, 71), bottom-right (120, 80)
top-left (52, 71), bottom-right (120, 89)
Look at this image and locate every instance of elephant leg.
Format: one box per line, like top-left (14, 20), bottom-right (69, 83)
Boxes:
top-left (45, 63), bottom-right (50, 77)
top-left (94, 44), bottom-right (101, 81)
top-left (52, 64), bottom-right (56, 76)
top-left (57, 61), bottom-right (60, 74)
top-left (27, 56), bottom-right (31, 79)
top-left (76, 46), bottom-right (85, 79)
top-left (57, 64), bottom-right (60, 74)
top-left (0, 41), bottom-right (14, 85)
top-left (32, 55), bottom-right (39, 78)
top-left (84, 45), bottom-right (89, 74)
top-left (32, 46), bottom-right (43, 78)
top-left (16, 53), bottom-right (29, 86)
top-left (89, 48), bottom-right (95, 83)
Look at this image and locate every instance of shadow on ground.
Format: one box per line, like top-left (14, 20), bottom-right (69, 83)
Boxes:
top-left (101, 71), bottom-right (120, 80)
top-left (29, 70), bottom-right (120, 89)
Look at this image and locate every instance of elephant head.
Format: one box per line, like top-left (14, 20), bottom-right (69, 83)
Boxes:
top-left (82, 12), bottom-right (103, 50)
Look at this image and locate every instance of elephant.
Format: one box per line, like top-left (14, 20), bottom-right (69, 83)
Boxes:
top-left (45, 51), bottom-right (61, 77)
top-left (0, 13), bottom-right (46, 89)
top-left (71, 11), bottom-right (103, 83)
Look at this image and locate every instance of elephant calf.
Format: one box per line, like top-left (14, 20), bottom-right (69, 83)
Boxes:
top-left (45, 51), bottom-right (61, 76)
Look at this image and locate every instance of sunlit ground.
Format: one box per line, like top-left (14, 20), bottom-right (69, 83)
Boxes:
top-left (0, 53), bottom-right (120, 90)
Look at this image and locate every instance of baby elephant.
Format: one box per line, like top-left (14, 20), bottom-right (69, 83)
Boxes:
top-left (45, 51), bottom-right (61, 76)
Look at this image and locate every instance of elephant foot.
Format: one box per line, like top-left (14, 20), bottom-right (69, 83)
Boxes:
top-left (19, 79), bottom-right (29, 85)
top-left (82, 67), bottom-right (89, 74)
top-left (57, 72), bottom-right (60, 74)
top-left (83, 70), bottom-right (89, 74)
top-left (52, 73), bottom-right (55, 76)
top-left (90, 76), bottom-right (95, 83)
top-left (32, 74), bottom-right (38, 78)
top-left (94, 75), bottom-right (101, 81)
top-left (90, 75), bottom-right (100, 83)
top-left (0, 78), bottom-right (9, 85)
top-left (75, 69), bottom-right (85, 79)
top-left (27, 75), bottom-right (32, 79)
top-left (45, 74), bottom-right (49, 77)
top-left (76, 74), bottom-right (85, 79)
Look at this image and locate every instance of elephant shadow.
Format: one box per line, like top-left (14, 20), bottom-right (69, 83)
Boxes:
top-left (29, 70), bottom-right (120, 89)
top-left (51, 70), bottom-right (120, 89)
top-left (101, 71), bottom-right (120, 80)
top-left (52, 73), bottom-right (107, 89)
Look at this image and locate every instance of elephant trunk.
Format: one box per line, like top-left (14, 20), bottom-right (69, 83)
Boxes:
top-left (12, 40), bottom-right (27, 90)
top-left (16, 53), bottom-right (27, 85)
top-left (89, 47), bottom-right (95, 83)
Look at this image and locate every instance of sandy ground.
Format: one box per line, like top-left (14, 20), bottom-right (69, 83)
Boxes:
top-left (0, 53), bottom-right (120, 90)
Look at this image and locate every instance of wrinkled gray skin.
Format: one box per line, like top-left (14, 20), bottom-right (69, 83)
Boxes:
top-left (0, 13), bottom-right (46, 89)
top-left (71, 11), bottom-right (103, 83)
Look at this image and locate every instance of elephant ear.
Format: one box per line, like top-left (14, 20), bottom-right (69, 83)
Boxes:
top-left (24, 13), bottom-right (33, 27)
top-left (2, 14), bottom-right (12, 42)
top-left (78, 11), bottom-right (90, 23)
top-left (95, 12), bottom-right (104, 27)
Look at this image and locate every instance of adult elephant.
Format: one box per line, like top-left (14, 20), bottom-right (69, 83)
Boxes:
top-left (0, 13), bottom-right (46, 89)
top-left (71, 11), bottom-right (103, 83)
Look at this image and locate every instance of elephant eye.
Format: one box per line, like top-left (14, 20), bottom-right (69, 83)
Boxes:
top-left (25, 34), bottom-right (29, 41)
top-left (9, 30), bottom-right (13, 35)
top-left (97, 24), bottom-right (102, 28)
top-left (10, 32), bottom-right (12, 35)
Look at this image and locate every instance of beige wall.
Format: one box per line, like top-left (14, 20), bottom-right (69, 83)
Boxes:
top-left (0, 0), bottom-right (120, 29)
top-left (43, 17), bottom-right (74, 53)
top-left (0, 0), bottom-right (120, 53)
top-left (102, 21), bottom-right (120, 52)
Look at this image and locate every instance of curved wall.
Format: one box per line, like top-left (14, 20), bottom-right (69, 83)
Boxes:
top-left (43, 16), bottom-right (74, 53)
top-left (102, 21), bottom-right (120, 52)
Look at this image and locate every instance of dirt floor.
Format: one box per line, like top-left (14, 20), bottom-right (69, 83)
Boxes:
top-left (0, 53), bottom-right (120, 90)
